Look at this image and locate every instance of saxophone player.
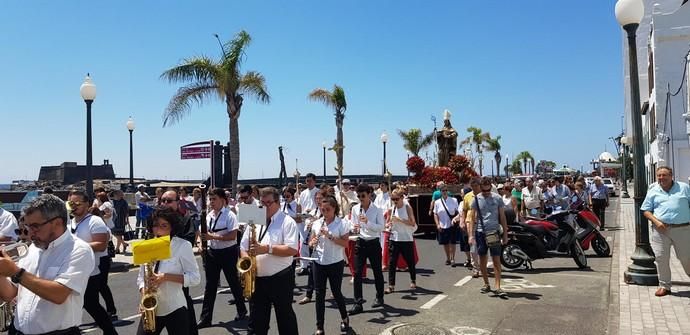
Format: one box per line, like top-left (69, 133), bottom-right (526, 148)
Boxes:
top-left (136, 207), bottom-right (200, 335)
top-left (0, 194), bottom-right (94, 335)
top-left (240, 187), bottom-right (299, 335)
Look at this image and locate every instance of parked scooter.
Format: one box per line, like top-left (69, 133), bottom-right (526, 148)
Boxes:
top-left (575, 206), bottom-right (611, 257)
top-left (501, 209), bottom-right (588, 270)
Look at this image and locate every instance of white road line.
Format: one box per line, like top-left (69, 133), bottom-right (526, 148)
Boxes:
top-left (420, 294), bottom-right (447, 309)
top-left (454, 275), bottom-right (472, 287)
top-left (81, 287), bottom-right (231, 332)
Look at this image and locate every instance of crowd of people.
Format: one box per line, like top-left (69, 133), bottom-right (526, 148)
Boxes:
top-left (0, 166), bottom-right (687, 334)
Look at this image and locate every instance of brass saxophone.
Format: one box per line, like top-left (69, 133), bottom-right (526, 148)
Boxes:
top-left (0, 242), bottom-right (29, 331)
top-left (140, 262), bottom-right (158, 333)
top-left (236, 222), bottom-right (257, 300)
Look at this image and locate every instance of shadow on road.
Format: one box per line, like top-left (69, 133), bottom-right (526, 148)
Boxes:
top-left (500, 291), bottom-right (543, 300)
top-left (507, 266), bottom-right (595, 274)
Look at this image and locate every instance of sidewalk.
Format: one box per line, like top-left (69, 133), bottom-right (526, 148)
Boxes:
top-left (616, 191), bottom-right (690, 335)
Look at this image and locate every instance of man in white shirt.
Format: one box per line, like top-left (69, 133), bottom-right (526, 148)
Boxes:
top-left (240, 187), bottom-right (299, 335)
top-left (0, 207), bottom-right (18, 242)
top-left (0, 194), bottom-right (95, 335)
top-left (197, 188), bottom-right (247, 328)
top-left (68, 190), bottom-right (118, 335)
top-left (348, 183), bottom-right (386, 315)
top-left (521, 177), bottom-right (543, 217)
top-left (297, 173), bottom-right (319, 274)
top-left (374, 182), bottom-right (391, 211)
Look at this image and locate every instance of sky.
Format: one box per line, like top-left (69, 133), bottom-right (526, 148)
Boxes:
top-left (0, 1), bottom-right (626, 183)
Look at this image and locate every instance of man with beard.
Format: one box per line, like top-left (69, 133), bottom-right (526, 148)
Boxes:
top-left (0, 194), bottom-right (94, 335)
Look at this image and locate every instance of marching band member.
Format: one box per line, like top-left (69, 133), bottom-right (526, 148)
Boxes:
top-left (297, 173), bottom-right (319, 275)
top-left (348, 183), bottom-right (385, 315)
top-left (384, 188), bottom-right (418, 293)
top-left (0, 194), bottom-right (94, 335)
top-left (240, 187), bottom-right (299, 335)
top-left (309, 195), bottom-right (351, 335)
top-left (281, 187), bottom-right (299, 218)
top-left (68, 190), bottom-right (119, 335)
top-left (136, 207), bottom-right (200, 335)
top-left (298, 190), bottom-right (324, 305)
top-left (197, 188), bottom-right (247, 328)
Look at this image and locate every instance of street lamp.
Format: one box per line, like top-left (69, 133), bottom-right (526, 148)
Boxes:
top-left (620, 135), bottom-right (631, 198)
top-left (616, 0), bottom-right (658, 285)
top-left (80, 74), bottom-right (97, 198)
top-left (126, 117), bottom-right (135, 192)
top-left (322, 141), bottom-right (327, 184)
top-left (505, 154), bottom-right (510, 177)
top-left (381, 131), bottom-right (388, 177)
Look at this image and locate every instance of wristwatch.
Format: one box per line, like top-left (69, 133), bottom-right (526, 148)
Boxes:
top-left (11, 268), bottom-right (26, 284)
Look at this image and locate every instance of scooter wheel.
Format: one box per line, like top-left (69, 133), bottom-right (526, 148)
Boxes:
top-left (500, 244), bottom-right (524, 269)
top-left (570, 241), bottom-right (588, 269)
top-left (592, 234), bottom-right (611, 257)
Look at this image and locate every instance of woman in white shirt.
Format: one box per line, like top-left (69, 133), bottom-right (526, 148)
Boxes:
top-left (384, 188), bottom-right (418, 293)
top-left (309, 195), bottom-right (351, 335)
top-left (136, 207), bottom-right (200, 335)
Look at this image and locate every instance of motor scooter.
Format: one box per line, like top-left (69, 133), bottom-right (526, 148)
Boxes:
top-left (575, 206), bottom-right (611, 257)
top-left (501, 209), bottom-right (588, 270)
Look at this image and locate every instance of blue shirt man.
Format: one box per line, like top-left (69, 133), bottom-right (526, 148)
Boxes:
top-left (641, 181), bottom-right (690, 224)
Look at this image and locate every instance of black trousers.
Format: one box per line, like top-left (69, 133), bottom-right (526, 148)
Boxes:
top-left (84, 275), bottom-right (118, 335)
top-left (136, 307), bottom-right (189, 335)
top-left (98, 255), bottom-right (116, 314)
top-left (353, 238), bottom-right (384, 304)
top-left (183, 286), bottom-right (198, 335)
top-left (591, 198), bottom-right (607, 228)
top-left (248, 266), bottom-right (298, 335)
top-left (314, 260), bottom-right (348, 329)
top-left (15, 327), bottom-right (80, 335)
top-left (199, 246), bottom-right (247, 323)
top-left (388, 241), bottom-right (416, 286)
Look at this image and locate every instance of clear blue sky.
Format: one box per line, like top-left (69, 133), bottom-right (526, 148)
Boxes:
top-left (0, 0), bottom-right (625, 183)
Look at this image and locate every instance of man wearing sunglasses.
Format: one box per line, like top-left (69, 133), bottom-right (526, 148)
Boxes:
top-left (68, 190), bottom-right (119, 335)
top-left (0, 205), bottom-right (18, 242)
top-left (0, 194), bottom-right (95, 335)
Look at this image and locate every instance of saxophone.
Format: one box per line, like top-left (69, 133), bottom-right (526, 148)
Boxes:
top-left (0, 242), bottom-right (29, 331)
top-left (236, 222), bottom-right (257, 299)
top-left (140, 262), bottom-right (158, 333)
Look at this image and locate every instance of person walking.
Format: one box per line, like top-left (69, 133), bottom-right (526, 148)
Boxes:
top-left (520, 178), bottom-right (543, 217)
top-left (385, 188), bottom-right (418, 293)
top-left (641, 167), bottom-right (690, 297)
top-left (434, 185), bottom-right (460, 266)
top-left (588, 177), bottom-right (609, 229)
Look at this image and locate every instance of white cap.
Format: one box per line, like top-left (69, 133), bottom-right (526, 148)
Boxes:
top-left (342, 179), bottom-right (351, 184)
top-left (137, 184), bottom-right (146, 189)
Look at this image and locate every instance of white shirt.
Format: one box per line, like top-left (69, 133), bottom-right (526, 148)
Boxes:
top-left (311, 217), bottom-right (350, 265)
top-left (240, 210), bottom-right (298, 277)
top-left (374, 192), bottom-right (391, 212)
top-left (389, 204), bottom-right (416, 242)
top-left (14, 230), bottom-right (94, 334)
top-left (71, 214), bottom-right (109, 276)
top-left (434, 196), bottom-right (459, 229)
top-left (281, 200), bottom-right (298, 217)
top-left (135, 191), bottom-right (150, 206)
top-left (350, 203), bottom-right (385, 240)
top-left (521, 186), bottom-right (542, 209)
top-left (207, 207), bottom-right (239, 250)
top-left (298, 187), bottom-right (319, 212)
top-left (136, 236), bottom-right (200, 316)
top-left (0, 208), bottom-right (18, 240)
top-left (99, 201), bottom-right (115, 229)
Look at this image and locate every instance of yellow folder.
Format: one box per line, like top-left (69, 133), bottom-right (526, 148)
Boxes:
top-left (131, 235), bottom-right (172, 265)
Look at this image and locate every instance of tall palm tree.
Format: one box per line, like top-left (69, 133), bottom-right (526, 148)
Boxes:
top-left (461, 127), bottom-right (491, 176)
top-left (397, 128), bottom-right (435, 156)
top-left (309, 85), bottom-right (347, 183)
top-left (483, 135), bottom-right (502, 178)
top-left (161, 30), bottom-right (269, 193)
top-left (515, 151), bottom-right (534, 175)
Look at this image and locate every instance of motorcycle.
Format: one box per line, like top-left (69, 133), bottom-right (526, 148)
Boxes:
top-left (574, 206), bottom-right (611, 257)
top-left (501, 209), bottom-right (588, 270)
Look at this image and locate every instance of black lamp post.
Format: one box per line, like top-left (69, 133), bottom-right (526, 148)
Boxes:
top-left (616, 0), bottom-right (658, 285)
top-left (80, 74), bottom-right (96, 199)
top-left (127, 117), bottom-right (135, 192)
top-left (322, 141), bottom-right (327, 184)
top-left (620, 136), bottom-right (631, 198)
top-left (381, 131), bottom-right (388, 177)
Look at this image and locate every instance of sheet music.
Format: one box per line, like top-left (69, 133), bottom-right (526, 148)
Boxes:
top-left (237, 203), bottom-right (267, 226)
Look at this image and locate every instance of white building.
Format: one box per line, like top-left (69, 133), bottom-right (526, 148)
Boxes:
top-left (621, 0), bottom-right (690, 183)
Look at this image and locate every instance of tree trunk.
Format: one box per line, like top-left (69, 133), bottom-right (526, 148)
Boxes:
top-left (479, 157), bottom-right (483, 176)
top-left (227, 97), bottom-right (241, 195)
top-left (495, 152), bottom-right (501, 178)
top-left (523, 159), bottom-right (527, 175)
top-left (336, 113), bottom-right (344, 184)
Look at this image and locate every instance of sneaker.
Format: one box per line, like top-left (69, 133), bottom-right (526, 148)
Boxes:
top-left (371, 298), bottom-right (384, 308)
top-left (445, 260), bottom-right (451, 265)
top-left (495, 289), bottom-right (508, 298)
top-left (463, 260), bottom-right (472, 268)
top-left (472, 270), bottom-right (481, 278)
top-left (480, 285), bottom-right (491, 294)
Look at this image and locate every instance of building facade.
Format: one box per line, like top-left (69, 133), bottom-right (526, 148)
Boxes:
top-left (38, 160), bottom-right (115, 184)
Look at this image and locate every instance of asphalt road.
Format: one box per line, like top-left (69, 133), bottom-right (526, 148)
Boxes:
top-left (78, 200), bottom-right (619, 335)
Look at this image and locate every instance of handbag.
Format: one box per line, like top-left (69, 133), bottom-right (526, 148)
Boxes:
top-left (123, 223), bottom-right (136, 241)
top-left (475, 196), bottom-right (502, 248)
top-left (107, 241), bottom-right (116, 258)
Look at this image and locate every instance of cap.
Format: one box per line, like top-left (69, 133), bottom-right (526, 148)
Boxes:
top-left (342, 179), bottom-right (351, 184)
top-left (137, 184), bottom-right (145, 189)
top-left (497, 183), bottom-right (504, 189)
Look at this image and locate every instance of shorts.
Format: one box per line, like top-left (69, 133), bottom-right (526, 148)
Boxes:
top-left (475, 231), bottom-right (502, 257)
top-left (457, 228), bottom-right (470, 252)
top-left (437, 226), bottom-right (459, 245)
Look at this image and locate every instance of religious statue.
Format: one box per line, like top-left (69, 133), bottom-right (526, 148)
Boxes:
top-left (436, 109), bottom-right (458, 167)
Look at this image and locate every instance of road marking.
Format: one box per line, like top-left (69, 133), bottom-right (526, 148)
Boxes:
top-left (454, 276), bottom-right (472, 287)
top-left (81, 287), bottom-right (231, 332)
top-left (501, 278), bottom-right (555, 291)
top-left (420, 294), bottom-right (447, 309)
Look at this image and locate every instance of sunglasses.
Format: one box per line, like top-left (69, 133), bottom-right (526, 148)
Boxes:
top-left (160, 198), bottom-right (177, 204)
top-left (356, 193), bottom-right (367, 199)
top-left (15, 228), bottom-right (28, 235)
top-left (67, 201), bottom-right (84, 207)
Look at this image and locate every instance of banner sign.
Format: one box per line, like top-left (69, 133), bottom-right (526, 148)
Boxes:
top-left (181, 142), bottom-right (212, 160)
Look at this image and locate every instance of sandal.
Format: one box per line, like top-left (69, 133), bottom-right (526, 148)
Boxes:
top-left (410, 282), bottom-right (417, 289)
top-left (384, 286), bottom-right (394, 294)
top-left (298, 296), bottom-right (313, 305)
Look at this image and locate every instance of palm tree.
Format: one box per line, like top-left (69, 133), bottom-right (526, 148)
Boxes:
top-left (397, 128), bottom-right (435, 156)
top-left (509, 159), bottom-right (523, 175)
top-left (515, 151), bottom-right (534, 175)
top-left (309, 85), bottom-right (347, 183)
top-left (161, 30), bottom-right (269, 193)
top-left (461, 127), bottom-right (491, 175)
top-left (483, 135), bottom-right (502, 178)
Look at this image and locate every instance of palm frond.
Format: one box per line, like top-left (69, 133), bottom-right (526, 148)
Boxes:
top-left (160, 56), bottom-right (220, 86)
top-left (223, 30), bottom-right (252, 71)
top-left (420, 131), bottom-right (435, 148)
top-left (239, 71), bottom-right (270, 103)
top-left (308, 88), bottom-right (336, 109)
top-left (163, 84), bottom-right (220, 126)
top-left (332, 85), bottom-right (347, 111)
